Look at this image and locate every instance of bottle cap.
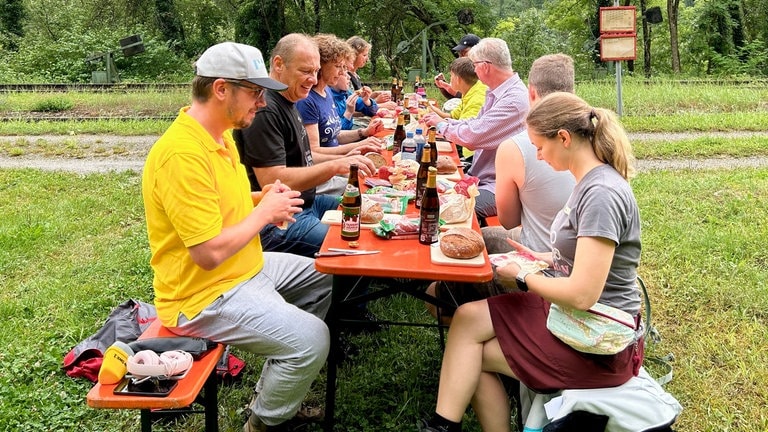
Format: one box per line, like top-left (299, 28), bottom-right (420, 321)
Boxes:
top-left (416, 128), bottom-right (423, 134)
top-left (406, 131), bottom-right (414, 138)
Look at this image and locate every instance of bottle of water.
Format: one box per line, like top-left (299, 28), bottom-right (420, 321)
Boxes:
top-left (413, 128), bottom-right (427, 162)
top-left (401, 131), bottom-right (417, 161)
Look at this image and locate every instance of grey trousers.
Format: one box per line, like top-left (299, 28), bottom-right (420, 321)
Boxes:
top-left (175, 252), bottom-right (332, 425)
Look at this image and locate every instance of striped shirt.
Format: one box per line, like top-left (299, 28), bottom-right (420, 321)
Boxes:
top-left (437, 73), bottom-right (529, 194)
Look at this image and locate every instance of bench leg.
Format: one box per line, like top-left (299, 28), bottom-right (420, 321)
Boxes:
top-left (203, 368), bottom-right (219, 432)
top-left (133, 369), bottom-right (219, 432)
top-left (140, 409), bottom-right (152, 432)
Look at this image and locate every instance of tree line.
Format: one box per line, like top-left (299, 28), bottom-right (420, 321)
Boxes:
top-left (0, 0), bottom-right (765, 84)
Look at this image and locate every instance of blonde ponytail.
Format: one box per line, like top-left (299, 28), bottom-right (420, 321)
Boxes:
top-left (526, 92), bottom-right (636, 180)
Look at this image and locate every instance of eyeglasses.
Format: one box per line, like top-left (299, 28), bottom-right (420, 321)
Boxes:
top-left (472, 60), bottom-right (493, 67)
top-left (224, 80), bottom-right (265, 99)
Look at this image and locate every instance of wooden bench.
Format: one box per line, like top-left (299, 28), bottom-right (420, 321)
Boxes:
top-left (484, 215), bottom-right (501, 226)
top-left (86, 319), bottom-right (226, 432)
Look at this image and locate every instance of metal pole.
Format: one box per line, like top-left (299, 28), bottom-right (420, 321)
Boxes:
top-left (106, 52), bottom-right (113, 84)
top-left (616, 61), bottom-right (623, 116)
top-left (422, 30), bottom-right (428, 81)
top-left (613, 0), bottom-right (623, 117)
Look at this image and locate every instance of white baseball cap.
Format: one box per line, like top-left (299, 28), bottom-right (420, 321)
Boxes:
top-left (195, 42), bottom-right (287, 91)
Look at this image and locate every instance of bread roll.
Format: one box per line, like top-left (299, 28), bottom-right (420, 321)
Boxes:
top-left (436, 155), bottom-right (457, 174)
top-left (440, 227), bottom-right (485, 259)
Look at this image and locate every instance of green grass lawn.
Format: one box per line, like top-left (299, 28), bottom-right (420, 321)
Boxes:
top-left (1, 165), bottom-right (767, 431)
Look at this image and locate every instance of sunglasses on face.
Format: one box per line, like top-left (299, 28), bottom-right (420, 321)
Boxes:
top-left (225, 80), bottom-right (266, 98)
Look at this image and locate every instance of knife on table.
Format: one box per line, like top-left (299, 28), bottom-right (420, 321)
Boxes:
top-left (314, 249), bottom-right (381, 257)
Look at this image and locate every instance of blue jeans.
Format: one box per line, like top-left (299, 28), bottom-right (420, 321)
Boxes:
top-left (259, 194), bottom-right (340, 258)
top-left (174, 252), bottom-right (332, 426)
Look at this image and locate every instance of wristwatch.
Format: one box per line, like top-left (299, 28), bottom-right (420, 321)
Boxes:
top-left (516, 269), bottom-right (531, 292)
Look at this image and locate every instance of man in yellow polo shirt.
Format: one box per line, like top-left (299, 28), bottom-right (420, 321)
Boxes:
top-left (142, 42), bottom-right (332, 432)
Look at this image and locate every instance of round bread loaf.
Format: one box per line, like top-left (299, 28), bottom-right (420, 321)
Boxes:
top-left (440, 227), bottom-right (485, 259)
top-left (365, 152), bottom-right (387, 169)
top-left (436, 155), bottom-right (457, 174)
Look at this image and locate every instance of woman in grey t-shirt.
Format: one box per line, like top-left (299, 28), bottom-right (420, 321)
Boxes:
top-left (419, 92), bottom-right (643, 432)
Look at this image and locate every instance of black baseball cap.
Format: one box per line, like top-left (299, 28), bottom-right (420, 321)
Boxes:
top-left (452, 34), bottom-right (481, 52)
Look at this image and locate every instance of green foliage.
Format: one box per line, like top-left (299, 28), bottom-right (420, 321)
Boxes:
top-left (0, 24), bottom-right (191, 83)
top-left (0, 0), bottom-right (25, 50)
top-left (695, 0), bottom-right (738, 56)
top-left (236, 0), bottom-right (286, 52)
top-left (154, 0), bottom-right (185, 53)
top-left (31, 96), bottom-right (73, 112)
top-left (174, 0), bottom-right (233, 57)
top-left (0, 0), bottom-right (767, 83)
top-left (494, 9), bottom-right (567, 78)
top-left (114, 30), bottom-right (194, 82)
top-left (708, 39), bottom-right (768, 77)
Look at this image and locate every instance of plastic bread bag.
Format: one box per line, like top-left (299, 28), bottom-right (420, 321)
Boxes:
top-left (366, 185), bottom-right (415, 202)
top-left (372, 216), bottom-right (420, 239)
top-left (438, 176), bottom-right (479, 224)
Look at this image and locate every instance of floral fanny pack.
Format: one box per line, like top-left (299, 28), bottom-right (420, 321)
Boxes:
top-left (546, 302), bottom-right (638, 355)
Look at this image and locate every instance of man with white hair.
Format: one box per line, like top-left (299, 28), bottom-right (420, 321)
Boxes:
top-left (423, 38), bottom-right (529, 226)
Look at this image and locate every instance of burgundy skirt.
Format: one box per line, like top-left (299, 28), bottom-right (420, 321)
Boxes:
top-left (487, 292), bottom-right (643, 393)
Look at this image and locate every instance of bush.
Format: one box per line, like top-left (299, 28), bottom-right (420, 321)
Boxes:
top-left (4, 24), bottom-right (192, 83)
top-left (31, 97), bottom-right (74, 112)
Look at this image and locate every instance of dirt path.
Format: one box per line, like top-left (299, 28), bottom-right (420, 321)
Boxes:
top-left (1, 132), bottom-right (767, 174)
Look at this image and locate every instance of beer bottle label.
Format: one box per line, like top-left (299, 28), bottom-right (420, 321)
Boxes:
top-left (419, 214), bottom-right (440, 244)
top-left (341, 184), bottom-right (361, 240)
top-left (341, 205), bottom-right (361, 238)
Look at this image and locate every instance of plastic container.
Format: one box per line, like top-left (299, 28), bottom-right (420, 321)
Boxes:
top-left (413, 128), bottom-right (426, 161)
top-left (401, 131), bottom-right (417, 161)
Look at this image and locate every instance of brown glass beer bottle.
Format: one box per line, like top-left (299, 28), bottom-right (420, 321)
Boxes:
top-left (415, 143), bottom-right (432, 209)
top-left (419, 167), bottom-right (440, 245)
top-left (341, 164), bottom-right (361, 241)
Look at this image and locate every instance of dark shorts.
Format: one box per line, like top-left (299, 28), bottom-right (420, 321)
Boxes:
top-left (488, 292), bottom-right (643, 393)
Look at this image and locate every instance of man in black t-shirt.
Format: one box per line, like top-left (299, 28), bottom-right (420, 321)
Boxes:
top-left (234, 33), bottom-right (376, 258)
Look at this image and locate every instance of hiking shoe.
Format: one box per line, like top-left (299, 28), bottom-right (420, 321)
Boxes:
top-left (243, 412), bottom-right (268, 432)
top-left (295, 403), bottom-right (324, 422)
top-left (243, 399), bottom-right (323, 432)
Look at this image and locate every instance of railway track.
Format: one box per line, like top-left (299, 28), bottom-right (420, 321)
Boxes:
top-left (0, 115), bottom-right (175, 121)
top-left (0, 83), bottom-right (188, 92)
top-left (0, 78), bottom-right (765, 93)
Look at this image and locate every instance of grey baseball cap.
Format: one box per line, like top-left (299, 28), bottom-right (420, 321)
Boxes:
top-left (195, 42), bottom-right (287, 91)
top-left (452, 34), bottom-right (481, 52)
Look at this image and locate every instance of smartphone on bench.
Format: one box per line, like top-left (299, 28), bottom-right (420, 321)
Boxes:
top-left (114, 377), bottom-right (178, 397)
